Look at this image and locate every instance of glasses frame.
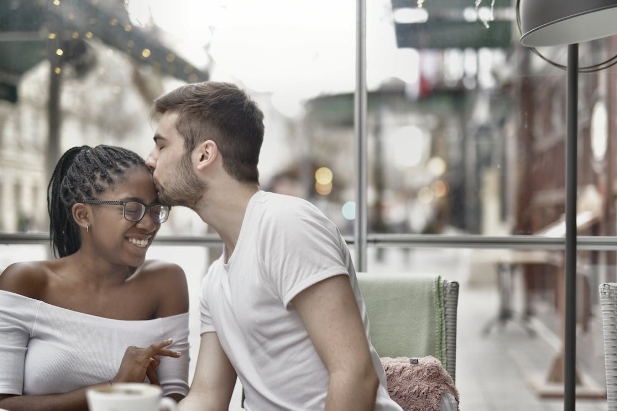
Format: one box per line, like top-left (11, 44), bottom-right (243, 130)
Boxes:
top-left (79, 199), bottom-right (170, 224)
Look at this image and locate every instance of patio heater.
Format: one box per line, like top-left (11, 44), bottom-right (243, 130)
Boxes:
top-left (518, 0), bottom-right (617, 409)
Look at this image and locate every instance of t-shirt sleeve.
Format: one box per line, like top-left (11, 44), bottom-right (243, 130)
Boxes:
top-left (260, 202), bottom-right (350, 308)
top-left (158, 313), bottom-right (190, 397)
top-left (199, 270), bottom-right (216, 334)
top-left (0, 291), bottom-right (39, 395)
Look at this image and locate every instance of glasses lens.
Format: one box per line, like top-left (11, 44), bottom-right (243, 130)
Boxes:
top-left (151, 205), bottom-right (169, 223)
top-left (124, 202), bottom-right (146, 222)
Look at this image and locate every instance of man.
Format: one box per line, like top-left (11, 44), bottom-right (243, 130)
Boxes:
top-left (146, 81), bottom-right (402, 411)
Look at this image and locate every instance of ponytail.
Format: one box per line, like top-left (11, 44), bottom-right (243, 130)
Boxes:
top-left (48, 146), bottom-right (87, 258)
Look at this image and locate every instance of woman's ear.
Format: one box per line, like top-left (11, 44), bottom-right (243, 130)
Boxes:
top-left (195, 140), bottom-right (218, 171)
top-left (71, 203), bottom-right (91, 231)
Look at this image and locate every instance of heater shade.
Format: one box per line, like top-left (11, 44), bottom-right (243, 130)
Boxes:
top-left (520, 0), bottom-right (617, 47)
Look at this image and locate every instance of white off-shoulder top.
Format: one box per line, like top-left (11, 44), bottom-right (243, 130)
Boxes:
top-left (0, 290), bottom-right (189, 397)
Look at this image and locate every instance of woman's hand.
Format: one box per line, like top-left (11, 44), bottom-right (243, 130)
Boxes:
top-left (112, 339), bottom-right (182, 386)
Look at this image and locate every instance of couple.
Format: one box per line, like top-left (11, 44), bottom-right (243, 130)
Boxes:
top-left (0, 82), bottom-right (402, 411)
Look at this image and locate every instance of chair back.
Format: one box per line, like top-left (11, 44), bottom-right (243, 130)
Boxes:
top-left (357, 272), bottom-right (459, 382)
top-left (600, 283), bottom-right (617, 408)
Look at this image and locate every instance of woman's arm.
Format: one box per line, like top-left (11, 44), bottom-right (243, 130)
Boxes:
top-left (0, 340), bottom-right (181, 411)
top-left (0, 383), bottom-right (108, 411)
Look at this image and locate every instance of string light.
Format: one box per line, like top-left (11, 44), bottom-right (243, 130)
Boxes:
top-left (42, 1), bottom-right (206, 86)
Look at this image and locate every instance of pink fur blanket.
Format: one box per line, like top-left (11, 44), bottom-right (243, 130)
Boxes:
top-left (381, 356), bottom-right (459, 411)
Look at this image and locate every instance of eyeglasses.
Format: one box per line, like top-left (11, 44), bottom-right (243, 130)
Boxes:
top-left (80, 200), bottom-right (170, 224)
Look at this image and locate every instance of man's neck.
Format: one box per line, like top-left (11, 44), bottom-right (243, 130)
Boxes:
top-left (196, 183), bottom-right (260, 259)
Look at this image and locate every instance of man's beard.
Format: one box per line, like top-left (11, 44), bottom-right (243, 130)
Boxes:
top-left (157, 154), bottom-right (207, 210)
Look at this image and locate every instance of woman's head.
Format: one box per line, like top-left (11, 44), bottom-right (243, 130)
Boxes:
top-left (48, 145), bottom-right (158, 258)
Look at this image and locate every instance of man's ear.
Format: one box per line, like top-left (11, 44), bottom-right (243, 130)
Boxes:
top-left (71, 203), bottom-right (91, 231)
top-left (195, 140), bottom-right (218, 171)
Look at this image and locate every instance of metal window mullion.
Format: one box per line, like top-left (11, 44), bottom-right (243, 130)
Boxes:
top-left (354, 0), bottom-right (368, 272)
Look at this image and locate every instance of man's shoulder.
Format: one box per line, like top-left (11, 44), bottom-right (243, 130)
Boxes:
top-left (259, 192), bottom-right (323, 221)
top-left (201, 258), bottom-right (225, 288)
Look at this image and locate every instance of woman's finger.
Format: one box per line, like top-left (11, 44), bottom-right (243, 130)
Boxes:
top-left (151, 355), bottom-right (161, 370)
top-left (156, 348), bottom-right (182, 358)
top-left (137, 340), bottom-right (174, 362)
top-left (146, 359), bottom-right (161, 386)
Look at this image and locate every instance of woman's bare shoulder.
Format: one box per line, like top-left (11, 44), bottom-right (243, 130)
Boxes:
top-left (0, 261), bottom-right (50, 299)
top-left (136, 260), bottom-right (189, 317)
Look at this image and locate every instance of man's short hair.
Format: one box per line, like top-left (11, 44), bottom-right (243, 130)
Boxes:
top-left (153, 81), bottom-right (265, 184)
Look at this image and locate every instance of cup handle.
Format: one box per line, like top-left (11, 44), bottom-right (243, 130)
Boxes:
top-left (159, 397), bottom-right (177, 411)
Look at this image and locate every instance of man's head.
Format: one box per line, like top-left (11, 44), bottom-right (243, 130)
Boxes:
top-left (147, 81), bottom-right (264, 208)
top-left (153, 81), bottom-right (264, 177)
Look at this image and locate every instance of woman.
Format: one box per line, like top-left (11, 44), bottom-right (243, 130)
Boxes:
top-left (0, 145), bottom-right (190, 410)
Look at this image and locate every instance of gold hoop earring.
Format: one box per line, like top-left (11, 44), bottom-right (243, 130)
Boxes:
top-left (86, 225), bottom-right (90, 233)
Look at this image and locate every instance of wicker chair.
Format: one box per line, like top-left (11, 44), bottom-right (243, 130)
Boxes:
top-left (600, 283), bottom-right (617, 408)
top-left (357, 273), bottom-right (459, 382)
top-left (443, 280), bottom-right (459, 382)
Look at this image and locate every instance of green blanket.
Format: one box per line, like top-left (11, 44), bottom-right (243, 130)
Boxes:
top-left (357, 272), bottom-right (446, 368)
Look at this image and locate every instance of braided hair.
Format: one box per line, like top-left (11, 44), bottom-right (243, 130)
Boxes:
top-left (47, 145), bottom-right (149, 258)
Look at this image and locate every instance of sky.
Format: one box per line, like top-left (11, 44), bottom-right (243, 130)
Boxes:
top-left (127, 0), bottom-right (421, 115)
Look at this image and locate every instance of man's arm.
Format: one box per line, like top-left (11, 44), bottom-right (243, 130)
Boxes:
top-left (293, 274), bottom-right (380, 411)
top-left (178, 332), bottom-right (237, 411)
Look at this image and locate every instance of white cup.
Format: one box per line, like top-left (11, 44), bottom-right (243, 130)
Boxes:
top-left (86, 383), bottom-right (177, 411)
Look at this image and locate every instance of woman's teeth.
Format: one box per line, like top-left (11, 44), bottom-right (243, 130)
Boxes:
top-left (128, 238), bottom-right (149, 248)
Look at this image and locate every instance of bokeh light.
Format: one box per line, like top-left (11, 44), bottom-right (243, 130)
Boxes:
top-left (315, 167), bottom-right (333, 185)
top-left (342, 201), bottom-right (356, 220)
top-left (431, 180), bottom-right (449, 197)
top-left (418, 187), bottom-right (434, 204)
top-left (315, 182), bottom-right (332, 196)
top-left (427, 157), bottom-right (447, 176)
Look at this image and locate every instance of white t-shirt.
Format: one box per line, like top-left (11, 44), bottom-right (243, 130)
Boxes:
top-left (0, 290), bottom-right (190, 397)
top-left (199, 191), bottom-right (402, 411)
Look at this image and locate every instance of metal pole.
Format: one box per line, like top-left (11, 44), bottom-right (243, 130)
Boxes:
top-left (354, 0), bottom-right (367, 272)
top-left (564, 42), bottom-right (578, 411)
top-left (47, 37), bottom-right (62, 192)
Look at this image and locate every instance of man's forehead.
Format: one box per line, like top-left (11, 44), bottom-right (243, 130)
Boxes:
top-left (154, 112), bottom-right (181, 139)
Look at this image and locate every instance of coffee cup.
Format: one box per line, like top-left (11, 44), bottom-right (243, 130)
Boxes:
top-left (86, 383), bottom-right (177, 411)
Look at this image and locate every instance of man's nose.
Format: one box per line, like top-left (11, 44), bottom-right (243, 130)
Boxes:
top-left (145, 152), bottom-right (156, 171)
